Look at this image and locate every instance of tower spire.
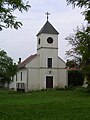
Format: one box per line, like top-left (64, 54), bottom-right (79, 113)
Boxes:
top-left (45, 12), bottom-right (50, 21)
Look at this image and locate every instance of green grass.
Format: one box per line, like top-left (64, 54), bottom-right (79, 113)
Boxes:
top-left (0, 89), bottom-right (90, 120)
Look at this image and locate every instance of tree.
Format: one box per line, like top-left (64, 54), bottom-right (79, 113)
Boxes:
top-left (66, 25), bottom-right (90, 88)
top-left (66, 0), bottom-right (90, 90)
top-left (0, 49), bottom-right (18, 87)
top-left (0, 0), bottom-right (30, 31)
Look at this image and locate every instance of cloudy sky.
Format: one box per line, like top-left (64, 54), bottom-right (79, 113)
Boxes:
top-left (0, 0), bottom-right (85, 63)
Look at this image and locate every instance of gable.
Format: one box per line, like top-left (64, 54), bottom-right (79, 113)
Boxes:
top-left (26, 55), bottom-right (40, 68)
top-left (18, 54), bottom-right (37, 69)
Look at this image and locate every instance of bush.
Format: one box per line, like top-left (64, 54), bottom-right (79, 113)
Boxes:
top-left (68, 70), bottom-right (84, 86)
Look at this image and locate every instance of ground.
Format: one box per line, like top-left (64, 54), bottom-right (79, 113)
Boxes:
top-left (0, 88), bottom-right (90, 120)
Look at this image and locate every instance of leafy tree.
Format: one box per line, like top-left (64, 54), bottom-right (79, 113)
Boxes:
top-left (66, 26), bottom-right (90, 60)
top-left (0, 0), bottom-right (30, 31)
top-left (66, 26), bottom-right (90, 87)
top-left (0, 49), bottom-right (18, 87)
top-left (66, 0), bottom-right (90, 90)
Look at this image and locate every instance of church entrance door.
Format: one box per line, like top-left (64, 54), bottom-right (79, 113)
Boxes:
top-left (46, 76), bottom-right (53, 88)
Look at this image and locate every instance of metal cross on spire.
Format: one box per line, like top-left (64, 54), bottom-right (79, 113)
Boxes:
top-left (45, 12), bottom-right (50, 21)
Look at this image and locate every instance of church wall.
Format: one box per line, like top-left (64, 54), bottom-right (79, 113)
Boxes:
top-left (28, 68), bottom-right (40, 91)
top-left (26, 55), bottom-right (40, 68)
top-left (17, 69), bottom-right (27, 83)
top-left (27, 68), bottom-right (59, 91)
top-left (25, 55), bottom-right (40, 91)
top-left (58, 69), bottom-right (68, 88)
top-left (39, 49), bottom-right (58, 68)
top-left (57, 57), bottom-right (66, 68)
top-left (10, 69), bottom-right (27, 91)
top-left (39, 69), bottom-right (58, 89)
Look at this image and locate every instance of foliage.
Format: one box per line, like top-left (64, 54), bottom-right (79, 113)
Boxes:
top-left (0, 49), bottom-right (18, 85)
top-left (66, 27), bottom-right (90, 87)
top-left (66, 59), bottom-right (79, 68)
top-left (66, 25), bottom-right (90, 85)
top-left (66, 26), bottom-right (90, 62)
top-left (68, 70), bottom-right (84, 86)
top-left (0, 90), bottom-right (90, 120)
top-left (66, 0), bottom-right (90, 23)
top-left (66, 0), bottom-right (90, 88)
top-left (0, 0), bottom-right (31, 30)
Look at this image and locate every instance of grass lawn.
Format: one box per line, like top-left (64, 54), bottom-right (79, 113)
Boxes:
top-left (0, 89), bottom-right (90, 120)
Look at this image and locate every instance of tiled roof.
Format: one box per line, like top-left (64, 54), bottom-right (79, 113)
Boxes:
top-left (67, 68), bottom-right (79, 70)
top-left (18, 54), bottom-right (37, 69)
top-left (37, 21), bottom-right (59, 36)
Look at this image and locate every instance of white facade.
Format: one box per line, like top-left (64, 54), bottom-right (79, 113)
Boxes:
top-left (10, 20), bottom-right (68, 92)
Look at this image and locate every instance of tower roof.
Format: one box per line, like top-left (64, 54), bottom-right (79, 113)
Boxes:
top-left (37, 21), bottom-right (59, 36)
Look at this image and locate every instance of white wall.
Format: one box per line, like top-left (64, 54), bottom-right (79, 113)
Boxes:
top-left (26, 55), bottom-right (40, 68)
top-left (39, 68), bottom-right (58, 89)
top-left (58, 57), bottom-right (66, 68)
top-left (37, 33), bottom-right (58, 51)
top-left (28, 68), bottom-right (40, 91)
top-left (39, 49), bottom-right (58, 68)
top-left (58, 69), bottom-right (68, 88)
top-left (26, 55), bottom-right (40, 91)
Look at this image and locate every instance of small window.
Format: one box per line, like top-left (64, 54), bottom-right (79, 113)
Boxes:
top-left (47, 58), bottom-right (52, 68)
top-left (38, 38), bottom-right (40, 44)
top-left (16, 74), bottom-right (17, 81)
top-left (21, 72), bottom-right (22, 81)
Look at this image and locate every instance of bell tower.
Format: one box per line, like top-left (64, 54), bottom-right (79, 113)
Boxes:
top-left (36, 13), bottom-right (59, 68)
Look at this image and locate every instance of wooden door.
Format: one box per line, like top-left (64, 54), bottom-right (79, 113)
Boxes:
top-left (46, 76), bottom-right (53, 88)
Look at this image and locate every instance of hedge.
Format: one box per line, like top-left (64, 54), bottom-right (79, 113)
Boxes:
top-left (68, 70), bottom-right (84, 86)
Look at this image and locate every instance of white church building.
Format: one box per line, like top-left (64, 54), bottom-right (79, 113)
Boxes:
top-left (10, 15), bottom-right (68, 92)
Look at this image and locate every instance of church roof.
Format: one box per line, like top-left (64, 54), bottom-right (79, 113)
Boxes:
top-left (37, 21), bottom-right (59, 36)
top-left (18, 54), bottom-right (37, 69)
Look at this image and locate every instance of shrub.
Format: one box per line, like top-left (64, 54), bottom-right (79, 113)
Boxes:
top-left (68, 70), bottom-right (84, 86)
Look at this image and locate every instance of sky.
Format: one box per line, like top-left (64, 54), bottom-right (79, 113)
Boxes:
top-left (0, 0), bottom-right (85, 63)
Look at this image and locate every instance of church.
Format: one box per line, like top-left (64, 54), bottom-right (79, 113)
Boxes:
top-left (10, 13), bottom-right (68, 92)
